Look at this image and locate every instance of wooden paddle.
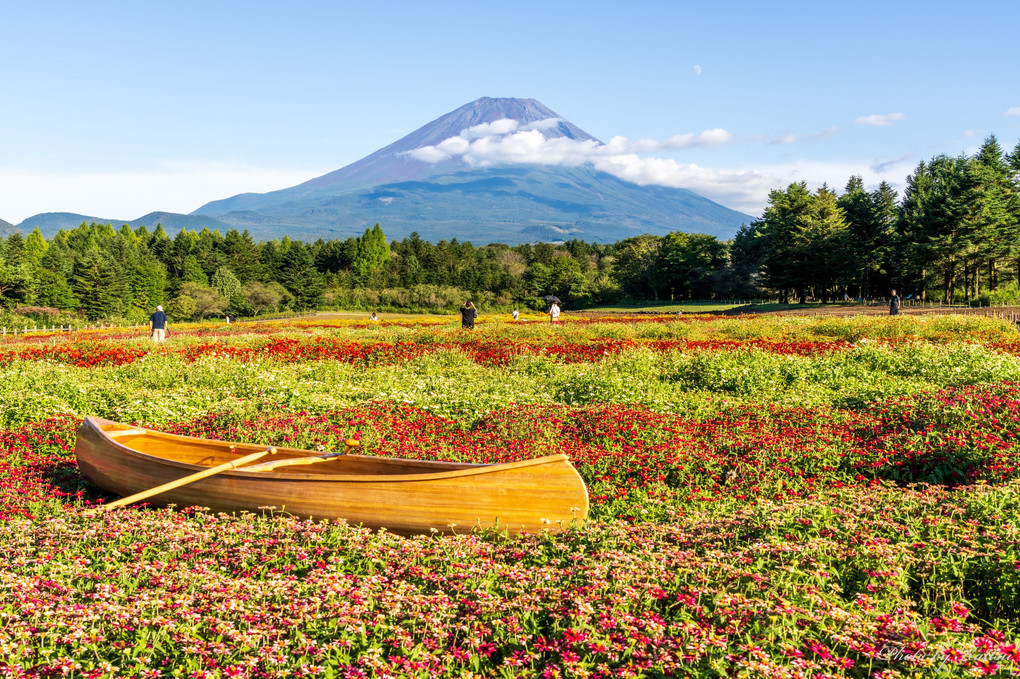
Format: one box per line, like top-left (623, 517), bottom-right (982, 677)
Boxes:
top-left (85, 447), bottom-right (278, 515)
top-left (240, 438), bottom-right (361, 472)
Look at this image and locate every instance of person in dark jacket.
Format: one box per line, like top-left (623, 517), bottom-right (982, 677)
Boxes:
top-left (149, 305), bottom-right (168, 342)
top-left (461, 301), bottom-right (478, 329)
top-left (889, 289), bottom-right (901, 316)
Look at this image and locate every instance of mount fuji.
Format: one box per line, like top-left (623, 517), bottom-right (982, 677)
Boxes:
top-left (13, 98), bottom-right (752, 243)
top-left (192, 97), bottom-right (751, 244)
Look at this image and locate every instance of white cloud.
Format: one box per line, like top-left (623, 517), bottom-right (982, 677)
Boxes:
top-left (663, 129), bottom-right (733, 149)
top-left (407, 121), bottom-right (770, 212)
top-left (693, 64), bottom-right (702, 76)
top-left (612, 130), bottom-right (734, 153)
top-left (407, 120), bottom-right (733, 168)
top-left (0, 161), bottom-right (323, 225)
top-left (461, 118), bottom-right (520, 139)
top-left (589, 153), bottom-right (776, 214)
top-left (1004, 107), bottom-right (1020, 117)
top-left (808, 126), bottom-right (840, 139)
top-left (855, 112), bottom-right (906, 126)
top-left (769, 133), bottom-right (797, 145)
top-left (401, 118), bottom-right (923, 216)
top-left (522, 118), bottom-right (564, 132)
top-left (407, 146), bottom-right (450, 163)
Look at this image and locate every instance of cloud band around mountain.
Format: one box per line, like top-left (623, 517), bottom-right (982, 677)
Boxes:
top-left (404, 120), bottom-right (755, 206)
top-left (402, 118), bottom-right (915, 216)
top-left (407, 119), bottom-right (734, 167)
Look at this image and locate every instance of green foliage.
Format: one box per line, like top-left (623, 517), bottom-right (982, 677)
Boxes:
top-left (752, 182), bottom-right (855, 302)
top-left (168, 291), bottom-right (197, 319)
top-left (71, 248), bottom-right (123, 320)
top-left (526, 256), bottom-right (593, 307)
top-left (241, 280), bottom-right (283, 315)
top-left (180, 255), bottom-right (209, 285)
top-left (277, 241), bottom-right (325, 309)
top-left (352, 223), bottom-right (390, 284)
top-left (658, 231), bottom-right (728, 299)
top-left (23, 227), bottom-right (48, 266)
top-left (32, 268), bottom-right (78, 310)
top-left (211, 265), bottom-right (242, 301)
top-left (177, 282), bottom-right (226, 320)
top-left (989, 281), bottom-right (1020, 305)
top-left (612, 234), bottom-right (661, 300)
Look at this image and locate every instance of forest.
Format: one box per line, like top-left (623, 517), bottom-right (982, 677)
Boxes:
top-left (0, 135), bottom-right (1018, 325)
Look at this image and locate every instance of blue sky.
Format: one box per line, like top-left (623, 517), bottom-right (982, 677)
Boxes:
top-left (3, 0), bottom-right (1019, 225)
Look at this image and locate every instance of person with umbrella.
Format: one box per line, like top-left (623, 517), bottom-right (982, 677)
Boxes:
top-left (545, 295), bottom-right (561, 325)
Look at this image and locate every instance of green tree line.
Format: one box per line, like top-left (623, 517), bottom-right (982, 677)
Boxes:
top-left (735, 135), bottom-right (1020, 304)
top-left (2, 135), bottom-right (1018, 323)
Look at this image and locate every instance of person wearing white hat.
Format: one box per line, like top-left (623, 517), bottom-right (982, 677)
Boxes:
top-left (149, 305), bottom-right (168, 342)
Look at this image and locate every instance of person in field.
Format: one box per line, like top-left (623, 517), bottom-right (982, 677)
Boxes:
top-left (549, 301), bottom-right (561, 325)
top-left (889, 289), bottom-right (901, 316)
top-left (461, 301), bottom-right (478, 330)
top-left (149, 305), bottom-right (168, 342)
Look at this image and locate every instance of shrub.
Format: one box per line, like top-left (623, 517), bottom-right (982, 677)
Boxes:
top-left (12, 306), bottom-right (60, 322)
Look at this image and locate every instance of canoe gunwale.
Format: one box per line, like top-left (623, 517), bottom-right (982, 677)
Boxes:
top-left (81, 416), bottom-right (576, 484)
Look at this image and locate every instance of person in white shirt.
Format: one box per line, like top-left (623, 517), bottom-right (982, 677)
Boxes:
top-left (549, 302), bottom-right (560, 324)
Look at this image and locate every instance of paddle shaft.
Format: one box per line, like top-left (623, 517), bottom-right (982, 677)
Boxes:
top-left (241, 440), bottom-right (360, 472)
top-left (242, 452), bottom-right (343, 472)
top-left (87, 448), bottom-right (276, 514)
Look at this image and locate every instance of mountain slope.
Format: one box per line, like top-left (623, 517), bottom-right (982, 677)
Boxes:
top-left (16, 211), bottom-right (234, 238)
top-left (194, 97), bottom-right (751, 243)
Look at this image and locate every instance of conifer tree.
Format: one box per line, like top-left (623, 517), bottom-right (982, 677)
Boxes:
top-left (212, 266), bottom-right (242, 301)
top-left (960, 135), bottom-right (1018, 293)
top-left (24, 228), bottom-right (49, 266)
top-left (72, 248), bottom-right (121, 320)
top-left (33, 269), bottom-right (78, 310)
top-left (353, 224), bottom-right (390, 284)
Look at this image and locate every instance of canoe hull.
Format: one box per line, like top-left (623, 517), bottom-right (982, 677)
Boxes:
top-left (75, 417), bottom-right (589, 535)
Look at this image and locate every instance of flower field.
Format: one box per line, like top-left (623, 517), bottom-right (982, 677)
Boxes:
top-left (2, 313), bottom-right (1020, 678)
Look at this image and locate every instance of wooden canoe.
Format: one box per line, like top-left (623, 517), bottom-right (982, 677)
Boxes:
top-left (75, 416), bottom-right (589, 535)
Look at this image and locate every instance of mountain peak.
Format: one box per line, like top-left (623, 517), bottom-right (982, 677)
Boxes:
top-left (415, 97), bottom-right (600, 147)
top-left (191, 97), bottom-right (751, 244)
top-left (283, 97), bottom-right (599, 192)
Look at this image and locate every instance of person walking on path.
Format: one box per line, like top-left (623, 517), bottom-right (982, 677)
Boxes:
top-left (461, 301), bottom-right (478, 330)
top-left (549, 301), bottom-right (561, 325)
top-left (889, 289), bottom-right (901, 316)
top-left (149, 305), bottom-right (168, 342)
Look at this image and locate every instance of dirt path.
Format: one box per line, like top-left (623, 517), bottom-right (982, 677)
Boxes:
top-left (719, 303), bottom-right (1020, 319)
top-left (576, 303), bottom-right (1020, 320)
